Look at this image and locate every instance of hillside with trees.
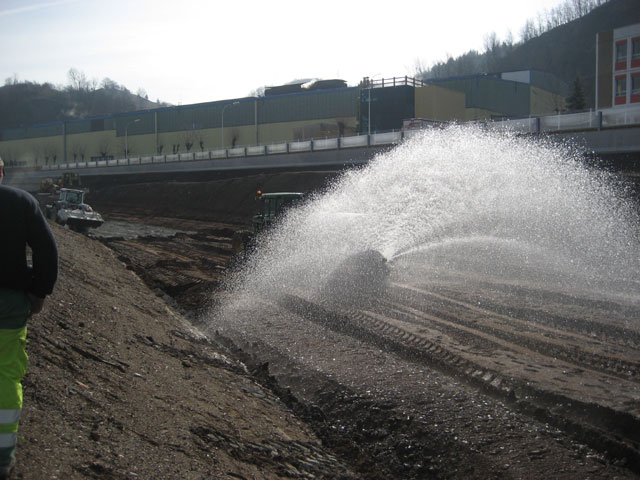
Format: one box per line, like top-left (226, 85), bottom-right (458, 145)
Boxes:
top-left (0, 69), bottom-right (164, 130)
top-left (416, 0), bottom-right (640, 110)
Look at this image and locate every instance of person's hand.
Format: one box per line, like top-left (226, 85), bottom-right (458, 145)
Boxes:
top-left (27, 294), bottom-right (45, 316)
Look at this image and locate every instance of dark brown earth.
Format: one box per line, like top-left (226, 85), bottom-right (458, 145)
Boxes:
top-left (14, 172), bottom-right (640, 479)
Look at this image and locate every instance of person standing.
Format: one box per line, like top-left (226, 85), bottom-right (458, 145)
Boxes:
top-left (0, 157), bottom-right (58, 478)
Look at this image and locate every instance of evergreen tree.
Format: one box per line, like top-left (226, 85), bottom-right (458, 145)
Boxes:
top-left (566, 76), bottom-right (586, 112)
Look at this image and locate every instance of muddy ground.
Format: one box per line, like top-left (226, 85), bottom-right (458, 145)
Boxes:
top-left (15, 172), bottom-right (640, 479)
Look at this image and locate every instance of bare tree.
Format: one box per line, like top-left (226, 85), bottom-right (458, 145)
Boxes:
top-left (67, 68), bottom-right (96, 92)
top-left (180, 130), bottom-right (202, 153)
top-left (0, 148), bottom-right (18, 166)
top-left (43, 143), bottom-right (58, 165)
top-left (31, 145), bottom-right (42, 166)
top-left (231, 129), bottom-right (240, 148)
top-left (412, 58), bottom-right (429, 78)
top-left (71, 143), bottom-right (87, 162)
top-left (101, 78), bottom-right (119, 90)
top-left (249, 86), bottom-right (266, 97)
top-left (99, 139), bottom-right (112, 158)
top-left (4, 74), bottom-right (19, 86)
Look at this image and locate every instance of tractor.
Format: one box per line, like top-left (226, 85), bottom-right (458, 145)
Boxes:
top-left (45, 188), bottom-right (104, 232)
top-left (231, 191), bottom-right (304, 256)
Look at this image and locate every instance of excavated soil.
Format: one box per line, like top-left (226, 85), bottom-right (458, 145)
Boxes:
top-left (15, 171), bottom-right (640, 479)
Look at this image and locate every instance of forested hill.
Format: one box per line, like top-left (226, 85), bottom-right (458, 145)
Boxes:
top-left (0, 76), bottom-right (163, 130)
top-left (418, 0), bottom-right (640, 109)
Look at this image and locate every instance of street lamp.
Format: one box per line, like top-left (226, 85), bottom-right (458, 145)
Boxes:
top-left (125, 118), bottom-right (141, 160)
top-left (221, 101), bottom-right (240, 148)
top-left (367, 74), bottom-right (381, 137)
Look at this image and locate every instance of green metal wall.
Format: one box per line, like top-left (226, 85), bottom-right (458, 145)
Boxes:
top-left (359, 85), bottom-right (415, 133)
top-left (530, 71), bottom-right (570, 98)
top-left (2, 122), bottom-right (62, 141)
top-left (427, 76), bottom-right (531, 118)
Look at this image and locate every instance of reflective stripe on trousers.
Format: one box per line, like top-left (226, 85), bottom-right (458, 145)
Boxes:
top-left (0, 433), bottom-right (17, 448)
top-left (0, 326), bottom-right (28, 464)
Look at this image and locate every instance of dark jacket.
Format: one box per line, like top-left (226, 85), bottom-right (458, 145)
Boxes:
top-left (0, 185), bottom-right (58, 298)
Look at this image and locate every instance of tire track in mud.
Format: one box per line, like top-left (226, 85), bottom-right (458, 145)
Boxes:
top-left (277, 292), bottom-right (640, 474)
top-left (426, 280), bottom-right (640, 348)
top-left (389, 283), bottom-right (640, 382)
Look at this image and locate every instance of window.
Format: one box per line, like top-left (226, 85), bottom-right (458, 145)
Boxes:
top-left (632, 37), bottom-right (640, 67)
top-left (615, 75), bottom-right (627, 105)
top-left (632, 74), bottom-right (640, 103)
top-left (633, 76), bottom-right (640, 95)
top-left (616, 40), bottom-right (628, 70)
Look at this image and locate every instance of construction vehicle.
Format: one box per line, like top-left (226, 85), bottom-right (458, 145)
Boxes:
top-left (39, 172), bottom-right (83, 194)
top-left (45, 188), bottom-right (104, 232)
top-left (231, 191), bottom-right (304, 255)
top-left (39, 178), bottom-right (59, 194)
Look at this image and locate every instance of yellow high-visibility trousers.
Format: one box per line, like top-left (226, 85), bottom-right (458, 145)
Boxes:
top-left (0, 290), bottom-right (30, 468)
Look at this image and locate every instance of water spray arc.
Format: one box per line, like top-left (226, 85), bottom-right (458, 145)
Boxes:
top-left (223, 125), bottom-right (640, 308)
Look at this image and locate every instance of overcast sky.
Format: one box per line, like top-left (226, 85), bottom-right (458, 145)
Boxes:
top-left (1, 0), bottom-right (566, 106)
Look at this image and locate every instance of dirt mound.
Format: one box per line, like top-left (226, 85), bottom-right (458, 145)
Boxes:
top-left (17, 223), bottom-right (355, 479)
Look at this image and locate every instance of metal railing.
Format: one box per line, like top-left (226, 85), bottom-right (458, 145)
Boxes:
top-left (40, 132), bottom-right (404, 171)
top-left (362, 76), bottom-right (426, 89)
top-left (489, 104), bottom-right (640, 134)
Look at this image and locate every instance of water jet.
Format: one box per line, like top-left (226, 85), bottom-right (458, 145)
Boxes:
top-left (223, 125), bottom-right (640, 304)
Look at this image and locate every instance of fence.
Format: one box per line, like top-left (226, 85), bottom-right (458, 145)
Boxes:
top-left (490, 104), bottom-right (640, 134)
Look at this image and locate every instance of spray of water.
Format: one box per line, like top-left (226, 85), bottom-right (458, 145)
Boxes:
top-left (222, 125), bottom-right (640, 305)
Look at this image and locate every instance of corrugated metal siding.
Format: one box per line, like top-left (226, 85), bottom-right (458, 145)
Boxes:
top-left (156, 101), bottom-right (253, 133)
top-left (530, 71), bottom-right (570, 97)
top-left (66, 119), bottom-right (92, 135)
top-left (114, 112), bottom-right (155, 136)
top-left (1, 122), bottom-right (63, 141)
top-left (475, 78), bottom-right (530, 117)
top-left (260, 88), bottom-right (358, 124)
top-left (360, 86), bottom-right (415, 133)
top-left (428, 77), bottom-right (530, 117)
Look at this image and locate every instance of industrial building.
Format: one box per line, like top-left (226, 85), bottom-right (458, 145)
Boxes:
top-left (0, 72), bottom-right (568, 168)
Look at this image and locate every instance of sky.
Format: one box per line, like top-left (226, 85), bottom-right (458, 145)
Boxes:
top-left (0, 0), bottom-right (567, 106)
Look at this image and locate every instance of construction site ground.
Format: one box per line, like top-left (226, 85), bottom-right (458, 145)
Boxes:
top-left (14, 173), bottom-right (640, 479)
